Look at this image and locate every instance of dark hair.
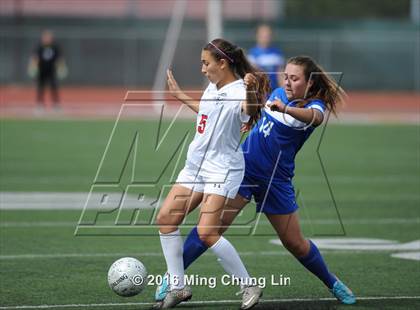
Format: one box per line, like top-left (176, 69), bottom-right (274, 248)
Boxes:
top-left (287, 56), bottom-right (345, 115)
top-left (203, 38), bottom-right (271, 125)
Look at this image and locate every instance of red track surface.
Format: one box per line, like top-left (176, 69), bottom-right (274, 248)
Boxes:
top-left (1, 85), bottom-right (419, 123)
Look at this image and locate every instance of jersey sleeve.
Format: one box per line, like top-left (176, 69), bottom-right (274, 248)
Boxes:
top-left (265, 87), bottom-right (284, 106)
top-left (306, 100), bottom-right (326, 114)
top-left (266, 92), bottom-right (275, 104)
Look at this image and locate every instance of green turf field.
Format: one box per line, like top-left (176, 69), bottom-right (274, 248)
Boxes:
top-left (0, 119), bottom-right (419, 309)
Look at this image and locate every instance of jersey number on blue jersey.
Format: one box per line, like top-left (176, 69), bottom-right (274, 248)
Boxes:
top-left (259, 116), bottom-right (274, 138)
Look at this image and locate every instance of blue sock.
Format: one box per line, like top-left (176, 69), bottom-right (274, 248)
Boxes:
top-left (182, 226), bottom-right (208, 269)
top-left (298, 240), bottom-right (337, 289)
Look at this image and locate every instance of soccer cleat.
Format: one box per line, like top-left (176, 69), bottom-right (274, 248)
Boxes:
top-left (331, 279), bottom-right (356, 305)
top-left (152, 286), bottom-right (192, 309)
top-left (237, 285), bottom-right (263, 310)
top-left (155, 272), bottom-right (169, 301)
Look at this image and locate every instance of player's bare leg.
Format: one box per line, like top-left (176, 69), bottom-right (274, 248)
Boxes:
top-left (155, 193), bottom-right (250, 303)
top-left (266, 212), bottom-right (309, 257)
top-left (154, 185), bottom-right (202, 309)
top-left (196, 193), bottom-right (227, 246)
top-left (197, 194), bottom-right (261, 310)
top-left (156, 184), bottom-right (203, 233)
top-left (266, 212), bottom-right (356, 304)
top-left (218, 194), bottom-right (249, 235)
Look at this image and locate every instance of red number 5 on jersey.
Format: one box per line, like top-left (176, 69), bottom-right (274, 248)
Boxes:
top-left (197, 114), bottom-right (208, 134)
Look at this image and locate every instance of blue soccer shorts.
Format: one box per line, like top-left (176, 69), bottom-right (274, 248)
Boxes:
top-left (237, 172), bottom-right (298, 214)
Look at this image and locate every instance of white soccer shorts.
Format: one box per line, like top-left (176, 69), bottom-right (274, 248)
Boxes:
top-left (175, 162), bottom-right (244, 199)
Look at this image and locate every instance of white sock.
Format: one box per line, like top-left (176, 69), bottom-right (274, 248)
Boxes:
top-left (210, 236), bottom-right (251, 287)
top-left (159, 229), bottom-right (184, 289)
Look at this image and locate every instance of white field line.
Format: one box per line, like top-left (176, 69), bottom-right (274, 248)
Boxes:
top-left (391, 251), bottom-right (420, 261)
top-left (0, 192), bottom-right (157, 210)
top-left (0, 249), bottom-right (403, 261)
top-left (1, 190), bottom-right (419, 209)
top-left (0, 218), bottom-right (418, 228)
top-left (0, 296), bottom-right (419, 309)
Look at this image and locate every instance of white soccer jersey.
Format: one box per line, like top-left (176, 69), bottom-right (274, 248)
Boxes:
top-left (185, 79), bottom-right (250, 177)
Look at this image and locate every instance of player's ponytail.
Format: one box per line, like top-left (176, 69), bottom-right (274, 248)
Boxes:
top-left (287, 56), bottom-right (346, 115)
top-left (204, 39), bottom-right (271, 124)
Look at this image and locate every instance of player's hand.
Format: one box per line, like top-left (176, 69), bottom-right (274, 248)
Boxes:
top-left (267, 99), bottom-right (286, 113)
top-left (27, 63), bottom-right (37, 79)
top-left (167, 69), bottom-right (182, 98)
top-left (240, 123), bottom-right (252, 132)
top-left (57, 63), bottom-right (68, 80)
top-left (244, 73), bottom-right (258, 89)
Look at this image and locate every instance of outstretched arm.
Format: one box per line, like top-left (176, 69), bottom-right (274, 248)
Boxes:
top-left (268, 100), bottom-right (324, 127)
top-left (167, 69), bottom-right (200, 113)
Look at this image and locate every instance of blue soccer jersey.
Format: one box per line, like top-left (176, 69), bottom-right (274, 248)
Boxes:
top-left (248, 46), bottom-right (285, 90)
top-left (242, 87), bottom-right (326, 183)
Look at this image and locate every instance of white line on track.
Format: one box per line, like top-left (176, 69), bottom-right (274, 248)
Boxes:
top-left (0, 249), bottom-right (393, 260)
top-left (0, 296), bottom-right (419, 309)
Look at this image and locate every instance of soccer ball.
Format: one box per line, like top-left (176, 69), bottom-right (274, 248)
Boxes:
top-left (107, 257), bottom-right (148, 297)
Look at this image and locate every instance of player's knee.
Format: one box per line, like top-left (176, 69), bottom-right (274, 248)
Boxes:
top-left (218, 226), bottom-right (228, 235)
top-left (156, 213), bottom-right (181, 234)
top-left (218, 221), bottom-right (229, 235)
top-left (197, 226), bottom-right (220, 247)
top-left (282, 237), bottom-right (307, 257)
top-left (156, 210), bottom-right (171, 226)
